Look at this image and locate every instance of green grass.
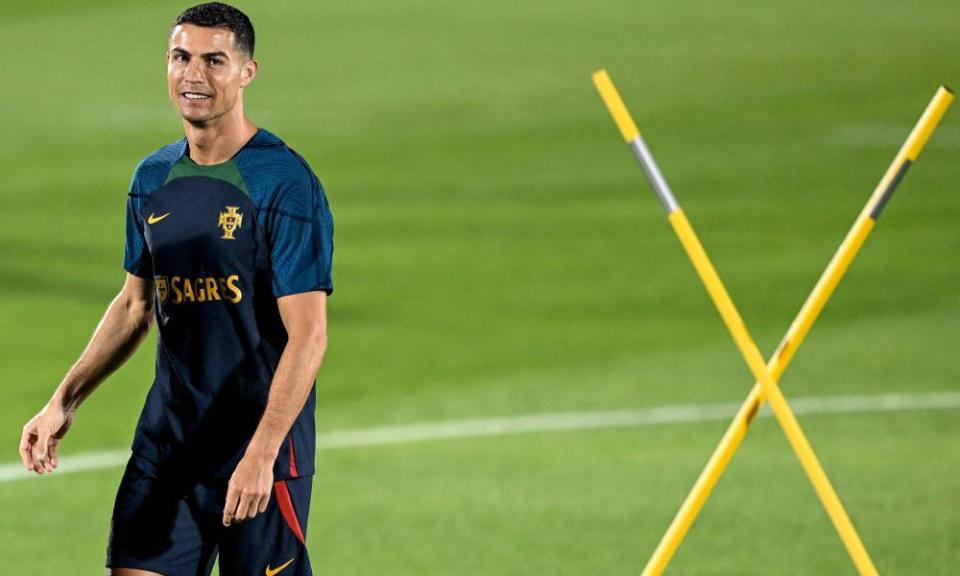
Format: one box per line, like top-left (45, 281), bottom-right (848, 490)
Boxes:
top-left (1, 0), bottom-right (958, 573)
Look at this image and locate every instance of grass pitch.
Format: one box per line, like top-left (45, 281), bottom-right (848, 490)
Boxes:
top-left (1, 0), bottom-right (958, 573)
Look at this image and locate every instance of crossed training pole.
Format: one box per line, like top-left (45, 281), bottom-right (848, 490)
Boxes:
top-left (592, 69), bottom-right (953, 575)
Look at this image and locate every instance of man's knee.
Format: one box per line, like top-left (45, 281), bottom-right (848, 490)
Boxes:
top-left (110, 568), bottom-right (167, 576)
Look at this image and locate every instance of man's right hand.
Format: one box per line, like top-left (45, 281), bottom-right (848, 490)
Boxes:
top-left (17, 274), bottom-right (154, 476)
top-left (20, 403), bottom-right (74, 474)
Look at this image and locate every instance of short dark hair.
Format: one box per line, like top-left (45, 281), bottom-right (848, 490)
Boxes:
top-left (172, 3), bottom-right (255, 57)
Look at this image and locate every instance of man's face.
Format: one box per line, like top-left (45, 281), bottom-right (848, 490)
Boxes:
top-left (167, 24), bottom-right (256, 126)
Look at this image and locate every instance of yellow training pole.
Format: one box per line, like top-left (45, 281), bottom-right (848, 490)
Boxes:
top-left (638, 85), bottom-right (953, 576)
top-left (592, 70), bottom-right (950, 575)
top-left (592, 69), bottom-right (874, 574)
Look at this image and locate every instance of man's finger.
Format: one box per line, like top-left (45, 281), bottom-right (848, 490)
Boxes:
top-left (40, 437), bottom-right (55, 473)
top-left (235, 492), bottom-right (250, 523)
top-left (223, 486), bottom-right (240, 526)
top-left (32, 426), bottom-right (51, 470)
top-left (48, 439), bottom-right (60, 469)
top-left (19, 428), bottom-right (35, 471)
top-left (246, 491), bottom-right (268, 520)
top-left (238, 491), bottom-right (260, 523)
top-left (257, 491), bottom-right (270, 514)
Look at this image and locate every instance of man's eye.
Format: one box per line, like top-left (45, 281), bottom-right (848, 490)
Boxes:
top-left (174, 53), bottom-right (188, 62)
top-left (209, 58), bottom-right (223, 66)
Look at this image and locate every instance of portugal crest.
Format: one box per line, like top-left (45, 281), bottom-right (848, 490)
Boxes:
top-left (218, 206), bottom-right (243, 240)
top-left (155, 276), bottom-right (169, 303)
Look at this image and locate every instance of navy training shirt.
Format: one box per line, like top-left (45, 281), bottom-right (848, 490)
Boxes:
top-left (123, 128), bottom-right (333, 482)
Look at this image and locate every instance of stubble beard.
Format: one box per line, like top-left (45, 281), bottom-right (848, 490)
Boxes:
top-left (181, 98), bottom-right (234, 129)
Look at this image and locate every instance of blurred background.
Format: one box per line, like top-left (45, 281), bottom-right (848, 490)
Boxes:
top-left (0, 0), bottom-right (957, 573)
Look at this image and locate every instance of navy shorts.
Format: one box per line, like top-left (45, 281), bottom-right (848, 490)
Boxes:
top-left (107, 455), bottom-right (313, 576)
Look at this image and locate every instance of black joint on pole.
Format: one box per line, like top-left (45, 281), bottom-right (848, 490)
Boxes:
top-left (745, 402), bottom-right (760, 424)
top-left (869, 160), bottom-right (913, 220)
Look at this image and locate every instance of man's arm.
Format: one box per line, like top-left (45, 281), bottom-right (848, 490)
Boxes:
top-left (222, 290), bottom-right (328, 526)
top-left (19, 272), bottom-right (155, 474)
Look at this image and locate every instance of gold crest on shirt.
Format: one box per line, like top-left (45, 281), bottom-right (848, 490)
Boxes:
top-left (218, 206), bottom-right (243, 240)
top-left (155, 276), bottom-right (169, 303)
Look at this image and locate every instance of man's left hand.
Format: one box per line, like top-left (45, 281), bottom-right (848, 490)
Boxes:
top-left (223, 451), bottom-right (274, 526)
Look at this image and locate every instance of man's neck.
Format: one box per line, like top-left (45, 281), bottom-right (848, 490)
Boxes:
top-left (183, 114), bottom-right (258, 166)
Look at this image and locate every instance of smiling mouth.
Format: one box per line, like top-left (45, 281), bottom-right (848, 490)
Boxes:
top-left (181, 92), bottom-right (212, 100)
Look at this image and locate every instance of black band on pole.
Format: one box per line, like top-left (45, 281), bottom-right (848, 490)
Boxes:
top-left (869, 160), bottom-right (912, 220)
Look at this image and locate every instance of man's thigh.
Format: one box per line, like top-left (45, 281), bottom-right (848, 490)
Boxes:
top-left (107, 457), bottom-right (218, 576)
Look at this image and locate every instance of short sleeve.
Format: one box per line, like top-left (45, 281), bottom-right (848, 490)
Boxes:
top-left (267, 170), bottom-right (334, 297)
top-left (123, 166), bottom-right (153, 278)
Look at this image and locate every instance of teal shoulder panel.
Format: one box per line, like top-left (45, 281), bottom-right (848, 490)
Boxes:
top-left (163, 155), bottom-right (251, 197)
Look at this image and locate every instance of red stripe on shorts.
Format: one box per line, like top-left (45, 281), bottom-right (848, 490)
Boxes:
top-left (274, 480), bottom-right (306, 544)
top-left (288, 436), bottom-right (299, 477)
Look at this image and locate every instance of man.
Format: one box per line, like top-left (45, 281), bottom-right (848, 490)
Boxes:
top-left (18, 3), bottom-right (332, 575)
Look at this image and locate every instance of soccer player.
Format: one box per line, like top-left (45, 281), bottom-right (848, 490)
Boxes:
top-left (18, 3), bottom-right (332, 575)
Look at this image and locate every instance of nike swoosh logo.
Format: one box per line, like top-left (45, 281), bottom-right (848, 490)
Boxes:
top-left (147, 212), bottom-right (171, 225)
top-left (265, 558), bottom-right (294, 576)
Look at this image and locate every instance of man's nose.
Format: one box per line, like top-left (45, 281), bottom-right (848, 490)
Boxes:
top-left (185, 58), bottom-right (205, 83)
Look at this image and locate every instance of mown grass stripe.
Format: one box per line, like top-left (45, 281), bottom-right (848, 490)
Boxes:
top-left (2, 391), bottom-right (958, 484)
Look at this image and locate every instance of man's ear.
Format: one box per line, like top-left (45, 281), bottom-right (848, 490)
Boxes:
top-left (240, 58), bottom-right (258, 88)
